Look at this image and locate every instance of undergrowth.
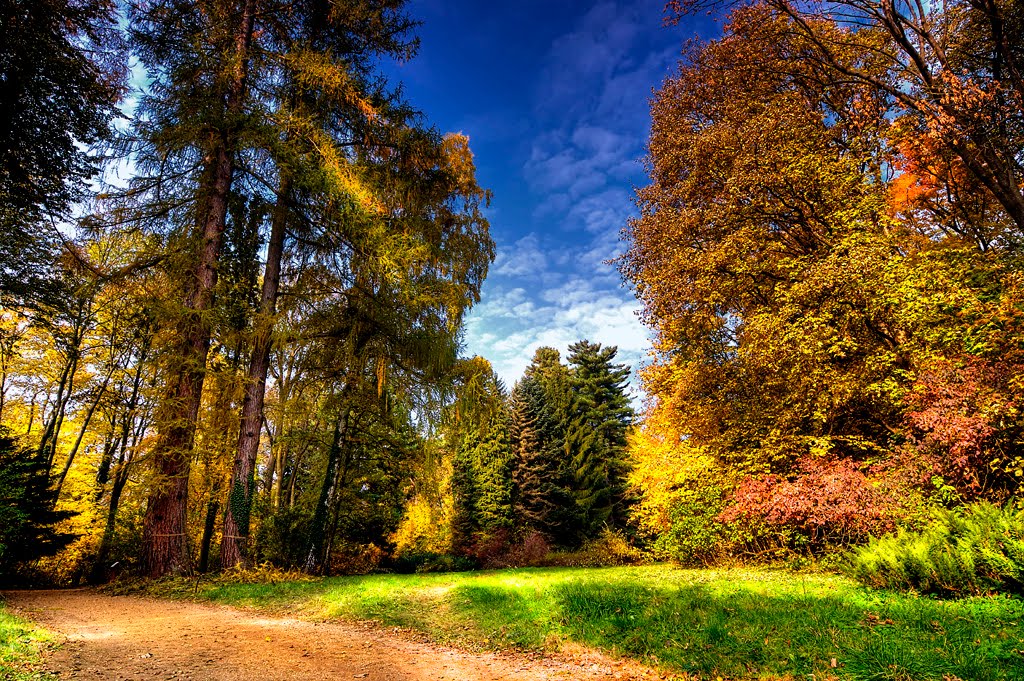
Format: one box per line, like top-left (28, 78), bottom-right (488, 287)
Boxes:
top-left (0, 600), bottom-right (56, 681)
top-left (847, 501), bottom-right (1024, 596)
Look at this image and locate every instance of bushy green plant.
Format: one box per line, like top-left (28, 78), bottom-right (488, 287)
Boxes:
top-left (0, 432), bottom-right (77, 579)
top-left (649, 479), bottom-right (731, 564)
top-left (390, 551), bottom-right (476, 574)
top-left (251, 504), bottom-right (311, 568)
top-left (543, 528), bottom-right (645, 567)
top-left (847, 501), bottom-right (1024, 596)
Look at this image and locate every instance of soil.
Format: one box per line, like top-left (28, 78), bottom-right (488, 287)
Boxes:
top-left (3, 589), bottom-right (665, 680)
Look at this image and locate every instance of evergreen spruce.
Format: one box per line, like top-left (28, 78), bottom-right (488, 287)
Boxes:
top-left (566, 340), bottom-right (633, 533)
top-left (509, 375), bottom-right (572, 543)
top-left (471, 411), bottom-right (514, 537)
top-left (0, 432), bottom-right (76, 578)
top-left (447, 361), bottom-right (513, 554)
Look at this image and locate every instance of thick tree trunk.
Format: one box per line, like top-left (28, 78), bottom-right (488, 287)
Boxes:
top-left (221, 176), bottom-right (290, 568)
top-left (141, 0), bottom-right (255, 578)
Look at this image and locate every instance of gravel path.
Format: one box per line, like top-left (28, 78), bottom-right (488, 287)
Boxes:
top-left (3, 589), bottom-right (663, 680)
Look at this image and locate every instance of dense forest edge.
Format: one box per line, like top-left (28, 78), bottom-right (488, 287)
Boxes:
top-left (2, 0), bottom-right (1024, 666)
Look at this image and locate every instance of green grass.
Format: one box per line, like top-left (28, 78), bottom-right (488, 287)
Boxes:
top-left (156, 565), bottom-right (1024, 680)
top-left (0, 600), bottom-right (56, 681)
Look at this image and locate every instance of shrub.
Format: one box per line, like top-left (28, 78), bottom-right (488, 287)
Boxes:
top-left (649, 478), bottom-right (731, 564)
top-left (501, 532), bottom-right (551, 567)
top-left (390, 551), bottom-right (476, 574)
top-left (328, 542), bottom-right (385, 575)
top-left (251, 504), bottom-right (311, 568)
top-left (721, 457), bottom-right (897, 551)
top-left (0, 432), bottom-right (77, 580)
top-left (468, 528), bottom-right (513, 569)
top-left (543, 528), bottom-right (646, 568)
top-left (219, 562), bottom-right (313, 585)
top-left (846, 501), bottom-right (1024, 596)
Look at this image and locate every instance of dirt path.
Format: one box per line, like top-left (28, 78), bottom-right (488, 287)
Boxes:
top-left (3, 590), bottom-right (663, 680)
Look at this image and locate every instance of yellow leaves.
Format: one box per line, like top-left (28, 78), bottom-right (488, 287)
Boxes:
top-left (441, 133), bottom-right (486, 198)
top-left (285, 49), bottom-right (378, 121)
top-left (304, 125), bottom-right (383, 214)
top-left (627, 405), bottom-right (717, 533)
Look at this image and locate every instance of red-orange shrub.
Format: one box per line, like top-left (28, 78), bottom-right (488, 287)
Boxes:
top-left (720, 458), bottom-right (895, 548)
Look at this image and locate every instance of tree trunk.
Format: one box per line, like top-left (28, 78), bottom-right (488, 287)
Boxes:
top-left (56, 370), bottom-right (112, 495)
top-left (141, 0), bottom-right (256, 578)
top-left (260, 415), bottom-right (277, 506)
top-left (38, 349), bottom-right (77, 468)
top-left (304, 407), bottom-right (348, 573)
top-left (221, 175), bottom-right (290, 568)
top-left (198, 498), bottom-right (220, 573)
top-left (89, 449), bottom-right (132, 583)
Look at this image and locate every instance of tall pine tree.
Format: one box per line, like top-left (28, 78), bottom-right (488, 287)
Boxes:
top-left (566, 340), bottom-right (633, 534)
top-left (509, 374), bottom-right (573, 544)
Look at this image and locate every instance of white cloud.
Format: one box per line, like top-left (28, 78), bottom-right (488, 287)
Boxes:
top-left (464, 276), bottom-right (652, 397)
top-left (492, 234), bottom-right (547, 276)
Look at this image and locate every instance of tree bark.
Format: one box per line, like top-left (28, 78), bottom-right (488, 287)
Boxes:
top-left (304, 407), bottom-right (348, 573)
top-left (198, 498), bottom-right (220, 573)
top-left (38, 348), bottom-right (77, 468)
top-left (141, 0), bottom-right (256, 578)
top-left (89, 452), bottom-right (132, 584)
top-left (221, 175), bottom-right (290, 568)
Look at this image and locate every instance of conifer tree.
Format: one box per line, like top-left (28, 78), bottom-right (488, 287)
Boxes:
top-left (220, 0), bottom-right (418, 569)
top-left (441, 358), bottom-right (513, 555)
top-left (509, 375), bottom-right (572, 543)
top-left (524, 347), bottom-right (572, 427)
top-left (0, 431), bottom-right (77, 578)
top-left (449, 432), bottom-right (480, 554)
top-left (566, 340), bottom-right (633, 533)
top-left (125, 0), bottom-right (260, 577)
top-left (0, 0), bottom-right (123, 299)
top-left (449, 394), bottom-right (513, 553)
top-left (470, 411), bottom-right (514, 538)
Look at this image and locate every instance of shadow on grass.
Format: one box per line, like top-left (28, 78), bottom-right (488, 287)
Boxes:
top-left (450, 579), bottom-right (1024, 681)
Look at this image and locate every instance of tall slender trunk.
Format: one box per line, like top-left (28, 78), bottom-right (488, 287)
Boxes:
top-left (197, 498), bottom-right (220, 573)
top-left (141, 0), bottom-right (256, 578)
top-left (89, 452), bottom-right (132, 583)
top-left (304, 406), bottom-right (349, 573)
top-left (0, 344), bottom-right (10, 423)
top-left (39, 350), bottom-right (77, 468)
top-left (260, 415), bottom-right (277, 506)
top-left (323, 443), bottom-right (352, 572)
top-left (221, 175), bottom-right (291, 568)
top-left (97, 346), bottom-right (147, 491)
top-left (55, 370), bottom-right (112, 495)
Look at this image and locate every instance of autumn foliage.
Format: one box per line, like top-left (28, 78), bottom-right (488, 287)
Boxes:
top-left (623, 1), bottom-right (1024, 562)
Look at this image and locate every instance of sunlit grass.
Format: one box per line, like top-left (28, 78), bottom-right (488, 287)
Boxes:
top-left (162, 565), bottom-right (1024, 680)
top-left (0, 600), bottom-right (56, 681)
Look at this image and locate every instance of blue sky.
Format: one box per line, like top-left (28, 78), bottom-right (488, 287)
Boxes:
top-left (386, 0), bottom-right (714, 392)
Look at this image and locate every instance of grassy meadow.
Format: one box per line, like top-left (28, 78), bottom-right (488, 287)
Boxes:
top-left (144, 565), bottom-right (1024, 680)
